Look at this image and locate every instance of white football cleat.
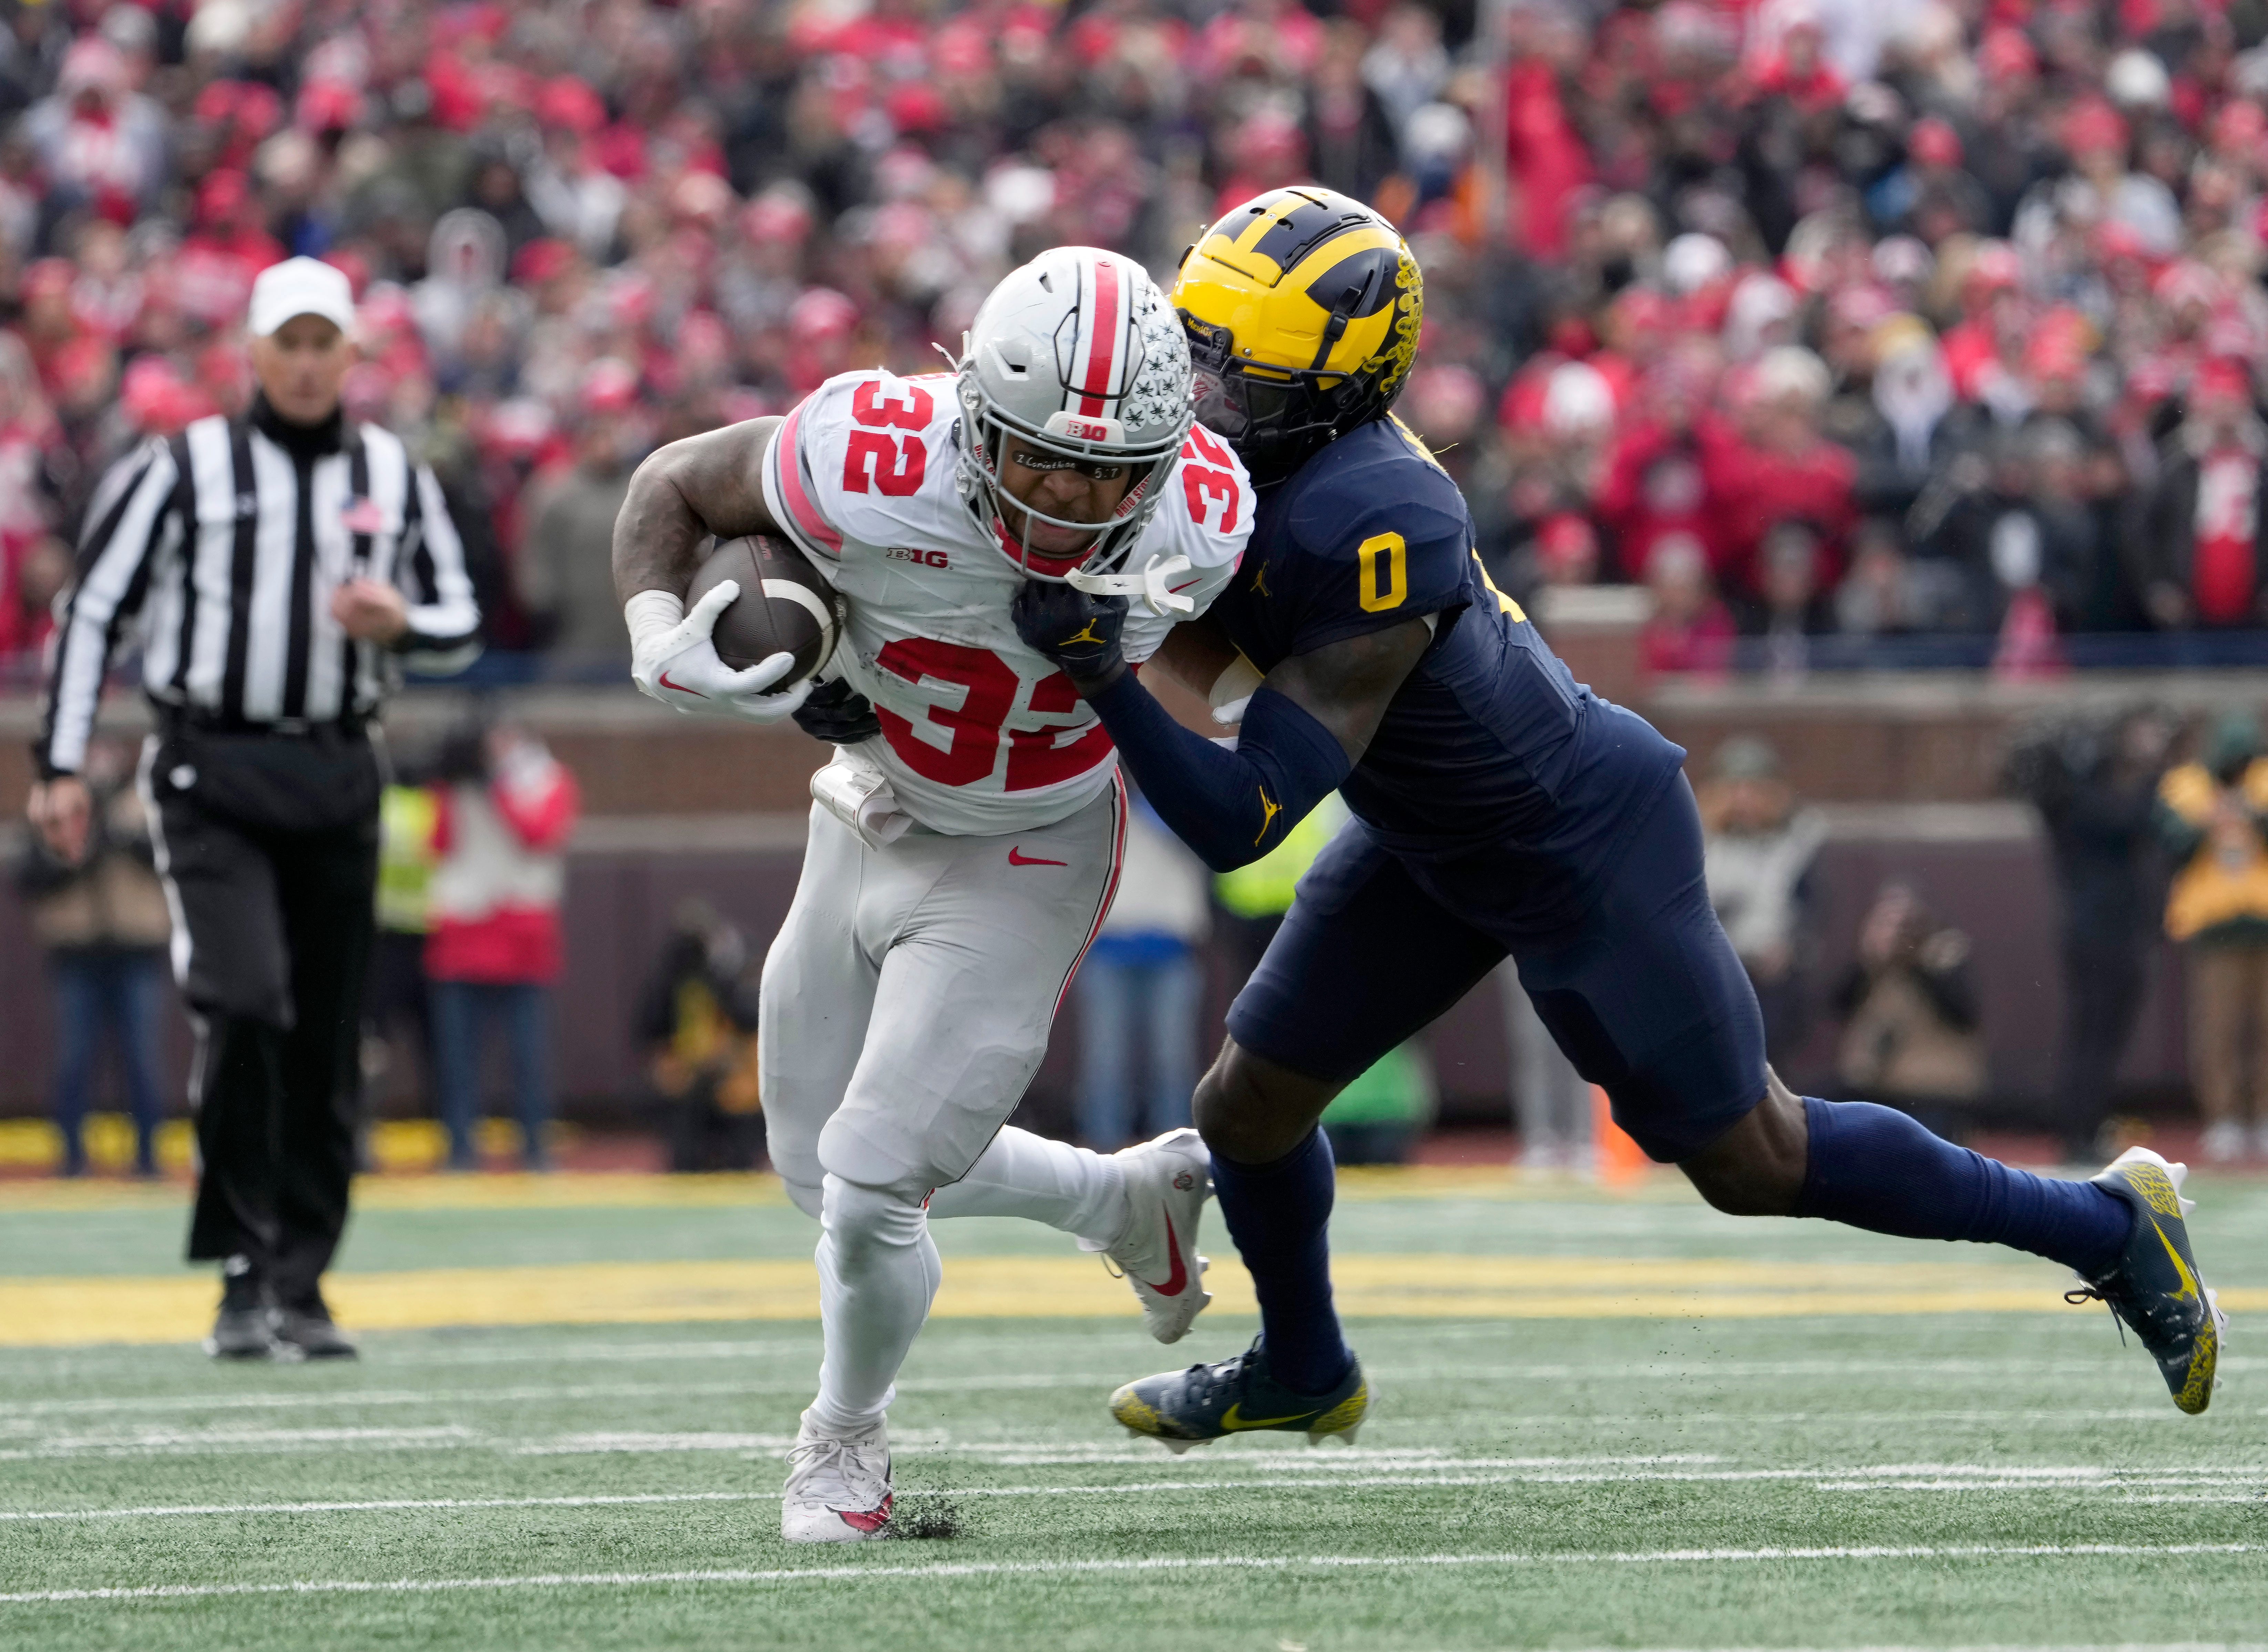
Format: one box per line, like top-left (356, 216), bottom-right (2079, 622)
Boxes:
top-left (1097, 1127), bottom-right (1213, 1343)
top-left (780, 1410), bottom-right (893, 1543)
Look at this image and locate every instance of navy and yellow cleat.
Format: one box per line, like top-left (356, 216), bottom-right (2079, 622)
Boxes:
top-left (1109, 1337), bottom-right (1367, 1454)
top-left (2069, 1147), bottom-right (2226, 1415)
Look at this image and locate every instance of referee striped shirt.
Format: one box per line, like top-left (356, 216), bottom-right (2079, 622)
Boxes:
top-left (36, 407), bottom-right (482, 778)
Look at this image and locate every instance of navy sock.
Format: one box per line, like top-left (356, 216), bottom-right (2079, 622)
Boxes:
top-left (1797, 1097), bottom-right (2133, 1276)
top-left (1209, 1127), bottom-right (1352, 1396)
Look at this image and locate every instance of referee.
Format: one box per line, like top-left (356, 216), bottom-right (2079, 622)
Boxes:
top-left (25, 258), bottom-right (481, 1361)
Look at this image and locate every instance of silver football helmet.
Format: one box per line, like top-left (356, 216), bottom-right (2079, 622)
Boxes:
top-left (950, 246), bottom-right (1194, 580)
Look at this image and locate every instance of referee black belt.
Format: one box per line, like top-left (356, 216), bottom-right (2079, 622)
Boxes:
top-left (156, 704), bottom-right (369, 740)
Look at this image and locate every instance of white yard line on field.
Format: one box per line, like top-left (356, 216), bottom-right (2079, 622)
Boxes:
top-left (4, 1464), bottom-right (2259, 1521)
top-left (0, 1371), bottom-right (1127, 1421)
top-left (0, 1371), bottom-right (2205, 1422)
top-left (2116, 1493), bottom-right (2268, 1504)
top-left (1476, 1408), bottom-right (2258, 1427)
top-left (2, 1542), bottom-right (2259, 1607)
top-left (0, 1491), bottom-right (778, 1521)
top-left (0, 1425), bottom-right (476, 1460)
top-left (12, 1327), bottom-right (2256, 1379)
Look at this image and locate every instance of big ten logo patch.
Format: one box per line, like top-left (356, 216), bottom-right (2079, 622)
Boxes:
top-left (885, 546), bottom-right (950, 569)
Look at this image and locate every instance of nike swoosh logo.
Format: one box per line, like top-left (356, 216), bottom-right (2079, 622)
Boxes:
top-left (1221, 1402), bottom-right (1314, 1431)
top-left (657, 670), bottom-right (702, 697)
top-left (1007, 847), bottom-right (1067, 866)
top-left (2152, 1216), bottom-right (2201, 1302)
top-left (1140, 1209), bottom-right (1189, 1296)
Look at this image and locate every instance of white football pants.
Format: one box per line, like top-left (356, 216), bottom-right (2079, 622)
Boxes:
top-left (761, 780), bottom-right (1133, 1432)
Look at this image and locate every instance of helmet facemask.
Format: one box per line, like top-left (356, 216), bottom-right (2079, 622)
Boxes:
top-left (1172, 192), bottom-right (1423, 484)
top-left (948, 247), bottom-right (1198, 582)
top-left (1187, 321), bottom-right (1364, 487)
top-left (952, 375), bottom-right (1187, 580)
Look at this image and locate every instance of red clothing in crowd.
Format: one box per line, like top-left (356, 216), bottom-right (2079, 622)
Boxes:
top-left (2193, 446), bottom-right (2261, 625)
top-left (1596, 417), bottom-right (1740, 576)
top-left (1938, 317), bottom-right (2022, 404)
top-left (1709, 435), bottom-right (1858, 596)
top-left (1504, 56), bottom-right (1590, 261)
top-left (424, 741), bottom-right (581, 986)
top-left (1640, 600), bottom-right (1738, 676)
top-left (1746, 50), bottom-right (1847, 114)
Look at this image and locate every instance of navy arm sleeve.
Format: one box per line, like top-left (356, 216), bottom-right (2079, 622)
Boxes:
top-left (1085, 674), bottom-right (1351, 873)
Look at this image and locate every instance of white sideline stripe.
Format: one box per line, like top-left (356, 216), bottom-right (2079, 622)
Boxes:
top-left (2120, 1494), bottom-right (2268, 1504)
top-left (9, 1346), bottom-right (2259, 1407)
top-left (2, 1543), bottom-right (2258, 1607)
top-left (5, 1467), bottom-right (2260, 1522)
top-left (0, 1481), bottom-right (1758, 1522)
top-left (2, 1369), bottom-right (2205, 1420)
top-left (0, 1371), bottom-right (1137, 1422)
top-left (13, 1406), bottom-right (2244, 1457)
top-left (0, 1492), bottom-right (776, 1521)
top-left (1481, 1408), bottom-right (2263, 1427)
top-left (16, 1334), bottom-right (2259, 1379)
top-left (0, 1425), bottom-right (474, 1460)
top-left (11, 1406), bottom-right (2263, 1469)
top-left (343, 1343), bottom-right (2268, 1376)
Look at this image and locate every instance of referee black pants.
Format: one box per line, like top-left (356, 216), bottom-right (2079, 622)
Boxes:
top-left (147, 727), bottom-right (380, 1310)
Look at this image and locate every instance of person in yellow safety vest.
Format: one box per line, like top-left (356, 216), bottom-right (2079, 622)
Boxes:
top-left (1212, 792), bottom-right (1351, 988)
top-left (2156, 711), bottom-right (2268, 1163)
top-left (364, 778), bottom-right (442, 1129)
top-left (1214, 791), bottom-right (1434, 1164)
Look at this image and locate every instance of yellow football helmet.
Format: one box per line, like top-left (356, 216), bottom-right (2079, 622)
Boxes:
top-left (1171, 187), bottom-right (1423, 482)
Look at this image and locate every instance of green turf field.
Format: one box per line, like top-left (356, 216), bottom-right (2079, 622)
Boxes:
top-left (2, 1169), bottom-right (2263, 1651)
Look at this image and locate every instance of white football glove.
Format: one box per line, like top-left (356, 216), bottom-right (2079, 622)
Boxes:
top-left (625, 583), bottom-right (813, 724)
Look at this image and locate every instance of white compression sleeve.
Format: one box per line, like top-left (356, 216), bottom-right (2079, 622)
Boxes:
top-left (623, 588), bottom-right (685, 653)
top-left (809, 1175), bottom-right (942, 1434)
top-left (924, 1126), bottom-right (1129, 1249)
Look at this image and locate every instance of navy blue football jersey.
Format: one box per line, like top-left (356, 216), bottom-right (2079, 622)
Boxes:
top-left (1208, 417), bottom-right (1688, 936)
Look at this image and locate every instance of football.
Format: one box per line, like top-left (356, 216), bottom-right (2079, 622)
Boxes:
top-left (686, 533), bottom-right (840, 686)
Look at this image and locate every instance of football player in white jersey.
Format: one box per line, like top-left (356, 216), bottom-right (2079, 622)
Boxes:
top-left (611, 247), bottom-right (1252, 1541)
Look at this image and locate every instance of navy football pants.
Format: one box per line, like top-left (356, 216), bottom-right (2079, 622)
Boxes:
top-left (1227, 776), bottom-right (1768, 1162)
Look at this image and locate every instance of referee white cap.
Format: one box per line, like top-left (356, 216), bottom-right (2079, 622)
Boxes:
top-left (247, 257), bottom-right (356, 338)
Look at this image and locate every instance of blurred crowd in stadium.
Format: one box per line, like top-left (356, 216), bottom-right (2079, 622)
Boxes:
top-left (13, 0), bottom-right (2268, 675)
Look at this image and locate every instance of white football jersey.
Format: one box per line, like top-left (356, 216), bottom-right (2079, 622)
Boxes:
top-left (761, 368), bottom-right (1252, 836)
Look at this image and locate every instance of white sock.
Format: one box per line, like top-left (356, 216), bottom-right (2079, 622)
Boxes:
top-left (924, 1125), bottom-right (1128, 1248)
top-left (808, 1174), bottom-right (941, 1435)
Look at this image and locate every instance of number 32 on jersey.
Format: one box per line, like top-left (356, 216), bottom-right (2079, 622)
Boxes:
top-left (872, 428), bottom-right (1244, 792)
top-left (843, 379), bottom-right (933, 497)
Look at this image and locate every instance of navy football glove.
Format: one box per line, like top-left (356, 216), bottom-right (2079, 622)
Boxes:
top-left (1010, 581), bottom-right (1128, 690)
top-left (791, 677), bottom-right (881, 745)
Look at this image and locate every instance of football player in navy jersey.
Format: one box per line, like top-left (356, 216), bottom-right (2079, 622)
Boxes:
top-left (1008, 187), bottom-right (2224, 1447)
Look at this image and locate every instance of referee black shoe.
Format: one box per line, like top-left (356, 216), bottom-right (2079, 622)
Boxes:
top-left (271, 1292), bottom-right (358, 1361)
top-left (205, 1258), bottom-right (275, 1360)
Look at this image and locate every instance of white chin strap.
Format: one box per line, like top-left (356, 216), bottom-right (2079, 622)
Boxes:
top-left (1067, 553), bottom-right (1195, 617)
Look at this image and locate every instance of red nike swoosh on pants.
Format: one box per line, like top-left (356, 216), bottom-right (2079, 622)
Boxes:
top-left (1141, 1210), bottom-right (1189, 1296)
top-left (1007, 847), bottom-right (1067, 866)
